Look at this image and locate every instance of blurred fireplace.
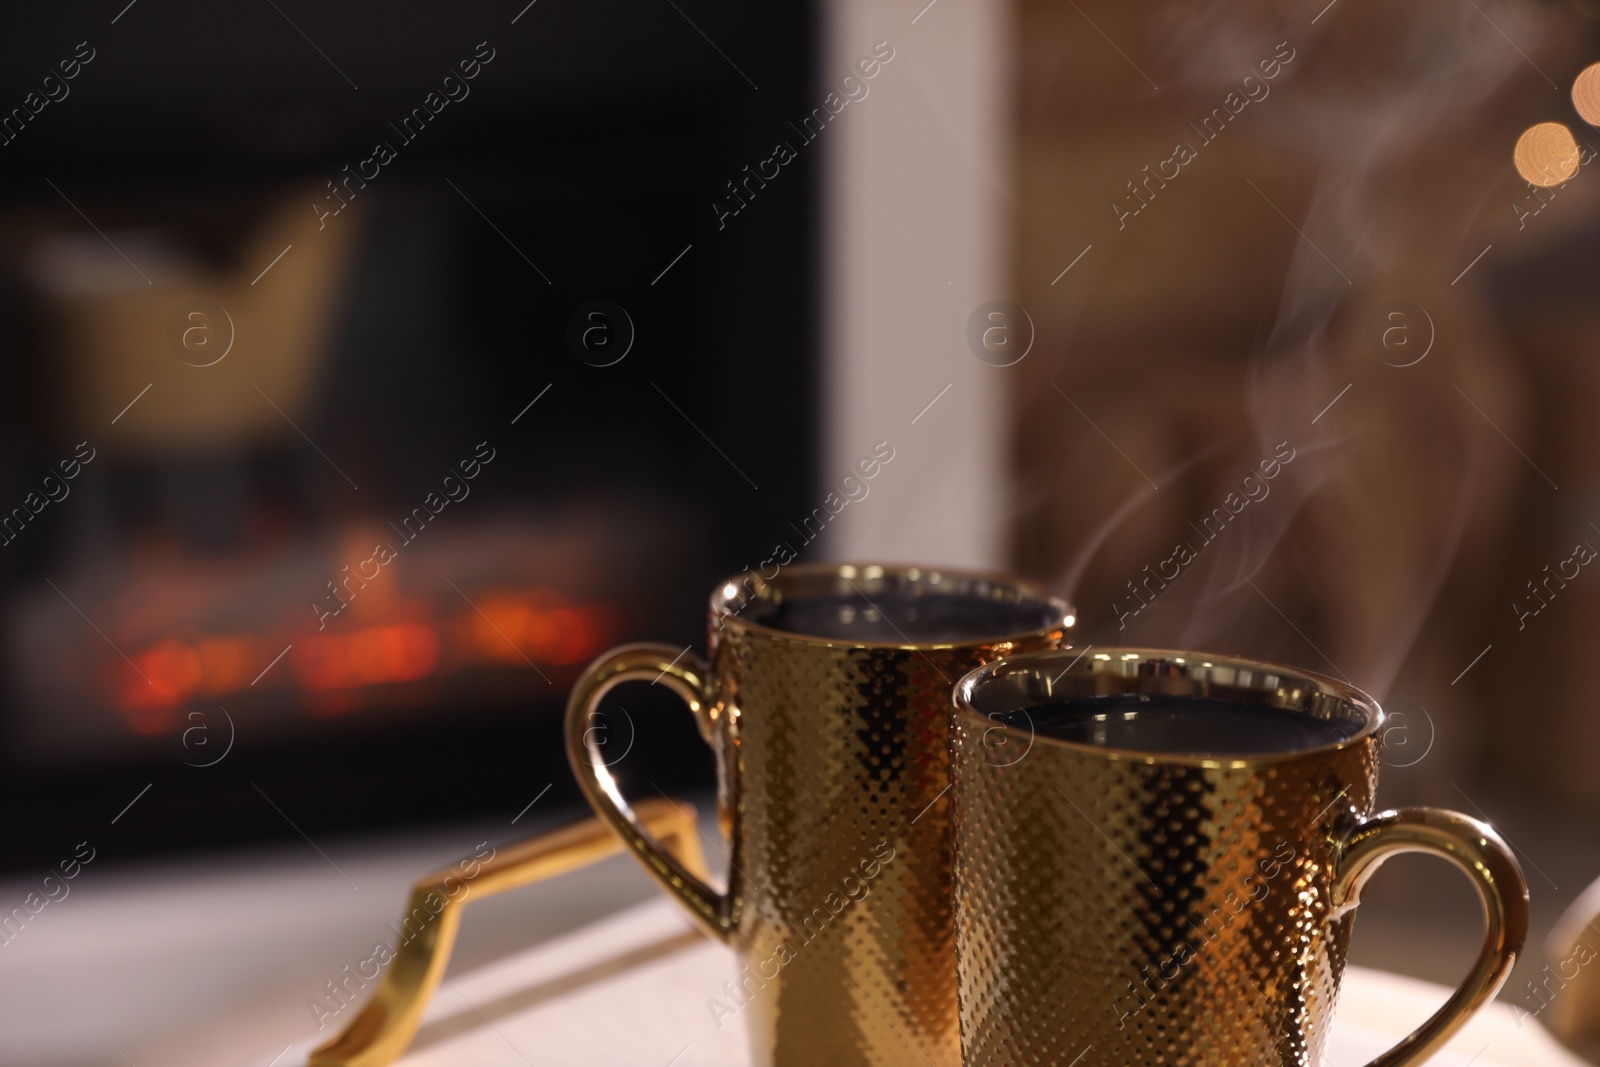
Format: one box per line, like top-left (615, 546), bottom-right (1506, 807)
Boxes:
top-left (0, 1), bottom-right (816, 869)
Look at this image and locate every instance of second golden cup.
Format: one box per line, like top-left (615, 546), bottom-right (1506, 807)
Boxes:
top-left (950, 649), bottom-right (1529, 1067)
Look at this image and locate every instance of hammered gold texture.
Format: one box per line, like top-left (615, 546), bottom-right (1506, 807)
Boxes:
top-left (567, 564), bottom-right (1071, 1067)
top-left (949, 649), bottom-right (1527, 1067)
top-left (953, 717), bottom-right (1376, 1067)
top-left (720, 619), bottom-right (1065, 1067)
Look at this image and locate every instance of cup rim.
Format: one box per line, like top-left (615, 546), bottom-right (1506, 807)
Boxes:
top-left (953, 646), bottom-right (1384, 767)
top-left (708, 562), bottom-right (1075, 651)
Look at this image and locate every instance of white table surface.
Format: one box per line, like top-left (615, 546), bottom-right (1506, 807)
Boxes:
top-left (237, 897), bottom-right (1589, 1067)
top-left (7, 812), bottom-right (1591, 1067)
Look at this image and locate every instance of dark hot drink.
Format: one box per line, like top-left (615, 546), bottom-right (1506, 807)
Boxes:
top-left (748, 592), bottom-right (1067, 644)
top-left (991, 694), bottom-right (1361, 756)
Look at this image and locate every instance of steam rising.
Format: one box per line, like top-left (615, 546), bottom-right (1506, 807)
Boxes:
top-left (1059, 0), bottom-right (1557, 697)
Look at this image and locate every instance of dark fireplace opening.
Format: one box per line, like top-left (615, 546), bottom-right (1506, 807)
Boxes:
top-left (0, 0), bottom-right (817, 870)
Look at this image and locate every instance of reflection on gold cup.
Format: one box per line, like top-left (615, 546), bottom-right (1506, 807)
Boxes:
top-left (567, 563), bottom-right (1072, 1067)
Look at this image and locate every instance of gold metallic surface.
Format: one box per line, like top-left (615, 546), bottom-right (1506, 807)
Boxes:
top-left (567, 563), bottom-right (1072, 1067)
top-left (307, 797), bottom-right (709, 1067)
top-left (951, 649), bottom-right (1529, 1067)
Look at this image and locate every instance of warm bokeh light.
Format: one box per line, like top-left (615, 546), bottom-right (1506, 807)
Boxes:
top-left (535, 607), bottom-right (603, 665)
top-left (114, 638), bottom-right (205, 715)
top-left (470, 593), bottom-right (542, 663)
top-left (197, 636), bottom-right (255, 695)
top-left (292, 624), bottom-right (439, 691)
top-left (106, 586), bottom-right (608, 725)
top-left (1514, 121), bottom-right (1580, 187)
top-left (347, 624), bottom-right (439, 685)
top-left (467, 590), bottom-right (607, 666)
top-left (1574, 62), bottom-right (1600, 126)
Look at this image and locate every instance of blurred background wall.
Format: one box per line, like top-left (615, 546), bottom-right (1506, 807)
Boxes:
top-left (1000, 0), bottom-right (1600, 814)
top-left (991, 0), bottom-right (1600, 999)
top-left (821, 0), bottom-right (1012, 567)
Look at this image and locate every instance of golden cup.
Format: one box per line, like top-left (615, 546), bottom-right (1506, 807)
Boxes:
top-left (950, 648), bottom-right (1529, 1067)
top-left (566, 563), bottom-right (1073, 1067)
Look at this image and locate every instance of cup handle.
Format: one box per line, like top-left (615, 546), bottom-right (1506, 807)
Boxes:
top-left (565, 642), bottom-right (737, 944)
top-left (1330, 807), bottom-right (1530, 1067)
